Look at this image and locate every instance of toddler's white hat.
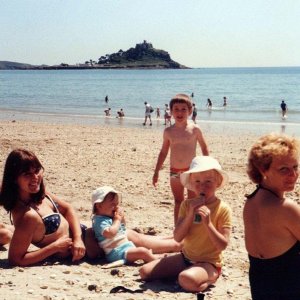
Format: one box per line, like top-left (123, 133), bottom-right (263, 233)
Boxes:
top-left (180, 156), bottom-right (228, 190)
top-left (92, 186), bottom-right (119, 208)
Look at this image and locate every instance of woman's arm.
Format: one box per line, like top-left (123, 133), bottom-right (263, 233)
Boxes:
top-left (8, 212), bottom-right (72, 266)
top-left (0, 224), bottom-right (13, 245)
top-left (284, 201), bottom-right (300, 241)
top-left (48, 192), bottom-right (86, 262)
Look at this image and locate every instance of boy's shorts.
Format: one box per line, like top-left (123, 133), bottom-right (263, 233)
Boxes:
top-left (106, 241), bottom-right (135, 263)
top-left (170, 167), bottom-right (189, 179)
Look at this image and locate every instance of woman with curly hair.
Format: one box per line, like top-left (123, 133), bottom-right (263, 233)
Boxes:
top-left (244, 133), bottom-right (300, 299)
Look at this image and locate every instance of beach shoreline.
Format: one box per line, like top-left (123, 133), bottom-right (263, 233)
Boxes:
top-left (0, 120), bottom-right (299, 299)
top-left (0, 109), bottom-right (299, 136)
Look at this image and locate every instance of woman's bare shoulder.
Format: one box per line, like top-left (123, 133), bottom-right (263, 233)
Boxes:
top-left (282, 199), bottom-right (300, 215)
top-left (13, 208), bottom-right (39, 228)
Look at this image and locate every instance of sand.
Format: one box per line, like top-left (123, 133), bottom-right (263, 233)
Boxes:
top-left (0, 120), bottom-right (298, 300)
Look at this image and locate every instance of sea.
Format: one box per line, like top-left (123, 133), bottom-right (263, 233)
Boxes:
top-left (0, 67), bottom-right (299, 135)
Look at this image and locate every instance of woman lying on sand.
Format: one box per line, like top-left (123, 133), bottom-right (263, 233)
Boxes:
top-left (0, 149), bottom-right (86, 266)
top-left (0, 148), bottom-right (180, 266)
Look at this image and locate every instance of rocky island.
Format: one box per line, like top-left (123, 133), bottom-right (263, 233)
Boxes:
top-left (0, 41), bottom-right (188, 70)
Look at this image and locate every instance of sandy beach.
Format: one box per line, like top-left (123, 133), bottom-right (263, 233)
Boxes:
top-left (0, 120), bottom-right (299, 300)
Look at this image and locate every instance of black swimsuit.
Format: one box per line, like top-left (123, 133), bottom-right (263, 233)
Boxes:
top-left (247, 185), bottom-right (300, 300)
top-left (249, 242), bottom-right (300, 300)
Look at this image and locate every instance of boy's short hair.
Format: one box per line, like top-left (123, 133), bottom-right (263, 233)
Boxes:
top-left (170, 94), bottom-right (192, 110)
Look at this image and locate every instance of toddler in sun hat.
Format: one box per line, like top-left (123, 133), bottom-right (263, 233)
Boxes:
top-left (91, 186), bottom-right (120, 213)
top-left (139, 155), bottom-right (232, 293)
top-left (180, 156), bottom-right (228, 190)
top-left (91, 186), bottom-right (158, 266)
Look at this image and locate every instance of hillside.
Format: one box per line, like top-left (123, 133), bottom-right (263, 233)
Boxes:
top-left (0, 41), bottom-right (188, 70)
top-left (0, 61), bottom-right (36, 70)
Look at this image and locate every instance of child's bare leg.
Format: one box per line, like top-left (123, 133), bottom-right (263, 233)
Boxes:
top-left (127, 229), bottom-right (181, 253)
top-left (0, 224), bottom-right (13, 245)
top-left (126, 247), bottom-right (157, 263)
top-left (140, 253), bottom-right (186, 280)
top-left (170, 177), bottom-right (185, 225)
top-left (178, 262), bottom-right (219, 292)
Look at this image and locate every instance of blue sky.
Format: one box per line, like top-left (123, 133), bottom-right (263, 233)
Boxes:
top-left (1, 0), bottom-right (299, 67)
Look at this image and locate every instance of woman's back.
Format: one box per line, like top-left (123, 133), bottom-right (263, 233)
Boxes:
top-left (244, 189), bottom-right (298, 259)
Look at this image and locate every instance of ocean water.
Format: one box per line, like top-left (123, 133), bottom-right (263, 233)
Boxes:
top-left (0, 67), bottom-right (299, 135)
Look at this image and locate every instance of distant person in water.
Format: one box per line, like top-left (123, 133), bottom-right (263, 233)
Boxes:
top-left (207, 98), bottom-right (212, 109)
top-left (143, 102), bottom-right (153, 126)
top-left (117, 109), bottom-right (124, 118)
top-left (223, 97), bottom-right (227, 107)
top-left (104, 108), bottom-right (111, 116)
top-left (105, 95), bottom-right (108, 104)
top-left (164, 104), bottom-right (171, 126)
top-left (192, 103), bottom-right (198, 123)
top-left (156, 107), bottom-right (160, 118)
top-left (280, 100), bottom-right (287, 118)
top-left (191, 92), bottom-right (194, 98)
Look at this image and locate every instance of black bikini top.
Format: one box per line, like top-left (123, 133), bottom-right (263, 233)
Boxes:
top-left (246, 184), bottom-right (280, 199)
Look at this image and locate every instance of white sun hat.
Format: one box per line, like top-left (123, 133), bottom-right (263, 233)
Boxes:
top-left (180, 156), bottom-right (228, 190)
top-left (92, 186), bottom-right (120, 209)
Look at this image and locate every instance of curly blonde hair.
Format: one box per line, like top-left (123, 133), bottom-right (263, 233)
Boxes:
top-left (247, 133), bottom-right (300, 184)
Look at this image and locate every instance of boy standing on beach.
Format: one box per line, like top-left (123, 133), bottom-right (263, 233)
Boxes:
top-left (152, 94), bottom-right (209, 224)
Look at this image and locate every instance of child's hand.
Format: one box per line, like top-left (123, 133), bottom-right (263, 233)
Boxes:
top-left (188, 197), bottom-right (205, 214)
top-left (152, 172), bottom-right (159, 187)
top-left (114, 207), bottom-right (124, 221)
top-left (195, 206), bottom-right (211, 225)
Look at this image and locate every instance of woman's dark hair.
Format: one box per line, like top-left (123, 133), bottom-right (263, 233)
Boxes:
top-left (0, 149), bottom-right (45, 211)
